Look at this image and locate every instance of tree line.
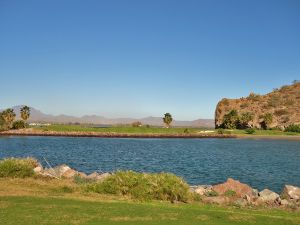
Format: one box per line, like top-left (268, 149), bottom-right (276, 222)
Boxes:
top-left (0, 106), bottom-right (31, 131)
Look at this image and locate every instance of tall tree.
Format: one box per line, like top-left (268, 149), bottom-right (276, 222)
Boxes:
top-left (20, 106), bottom-right (30, 121)
top-left (1, 108), bottom-right (16, 129)
top-left (163, 113), bottom-right (173, 128)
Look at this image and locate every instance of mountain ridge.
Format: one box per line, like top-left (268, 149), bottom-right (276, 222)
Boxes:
top-left (2, 105), bottom-right (214, 128)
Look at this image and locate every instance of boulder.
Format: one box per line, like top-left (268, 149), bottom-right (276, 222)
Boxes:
top-left (42, 164), bottom-right (78, 178)
top-left (212, 178), bottom-right (254, 197)
top-left (281, 185), bottom-right (300, 201)
top-left (33, 165), bottom-right (43, 173)
top-left (77, 172), bottom-right (88, 179)
top-left (257, 189), bottom-right (280, 203)
top-left (87, 172), bottom-right (111, 181)
top-left (280, 199), bottom-right (289, 206)
top-left (193, 185), bottom-right (213, 195)
top-left (202, 196), bottom-right (230, 205)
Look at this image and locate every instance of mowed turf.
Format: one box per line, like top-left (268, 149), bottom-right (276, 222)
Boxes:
top-left (0, 179), bottom-right (299, 225)
top-left (0, 196), bottom-right (300, 225)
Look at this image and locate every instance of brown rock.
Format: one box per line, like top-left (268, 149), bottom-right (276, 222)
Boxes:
top-left (257, 189), bottom-right (280, 204)
top-left (212, 178), bottom-right (254, 197)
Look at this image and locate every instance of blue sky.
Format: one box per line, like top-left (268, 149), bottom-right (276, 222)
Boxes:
top-left (0, 0), bottom-right (299, 120)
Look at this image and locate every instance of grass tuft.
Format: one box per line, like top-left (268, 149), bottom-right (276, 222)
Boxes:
top-left (85, 171), bottom-right (191, 202)
top-left (0, 158), bottom-right (37, 178)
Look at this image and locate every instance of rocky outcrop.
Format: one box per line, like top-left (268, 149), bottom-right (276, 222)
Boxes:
top-left (212, 178), bottom-right (254, 198)
top-left (215, 82), bottom-right (300, 129)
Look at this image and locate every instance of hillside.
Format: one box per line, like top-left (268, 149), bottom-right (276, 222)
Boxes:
top-left (215, 82), bottom-right (300, 129)
top-left (3, 106), bottom-right (214, 128)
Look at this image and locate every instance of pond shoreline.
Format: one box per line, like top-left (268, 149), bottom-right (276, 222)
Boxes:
top-left (0, 130), bottom-right (236, 139)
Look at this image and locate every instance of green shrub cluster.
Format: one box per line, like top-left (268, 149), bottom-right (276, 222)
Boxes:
top-left (85, 171), bottom-right (190, 202)
top-left (221, 110), bottom-right (254, 130)
top-left (0, 158), bottom-right (38, 178)
top-left (285, 124), bottom-right (300, 133)
top-left (12, 120), bottom-right (29, 129)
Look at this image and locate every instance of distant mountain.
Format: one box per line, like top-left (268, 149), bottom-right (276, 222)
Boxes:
top-left (2, 105), bottom-right (214, 128)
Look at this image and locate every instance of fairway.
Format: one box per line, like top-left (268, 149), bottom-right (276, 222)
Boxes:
top-left (0, 196), bottom-right (299, 225)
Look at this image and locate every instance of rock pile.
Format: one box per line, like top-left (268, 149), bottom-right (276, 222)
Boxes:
top-left (33, 164), bottom-right (111, 181)
top-left (191, 178), bottom-right (300, 209)
top-left (31, 163), bottom-right (299, 210)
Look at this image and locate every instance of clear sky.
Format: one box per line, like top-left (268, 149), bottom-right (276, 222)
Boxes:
top-left (0, 0), bottom-right (299, 120)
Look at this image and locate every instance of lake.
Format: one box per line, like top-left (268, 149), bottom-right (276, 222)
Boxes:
top-left (0, 136), bottom-right (299, 192)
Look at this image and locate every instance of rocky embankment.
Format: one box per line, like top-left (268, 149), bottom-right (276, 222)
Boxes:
top-left (33, 163), bottom-right (300, 210)
top-left (0, 128), bottom-right (236, 138)
top-left (215, 82), bottom-right (300, 129)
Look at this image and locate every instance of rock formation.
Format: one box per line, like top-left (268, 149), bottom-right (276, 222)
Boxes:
top-left (215, 82), bottom-right (300, 129)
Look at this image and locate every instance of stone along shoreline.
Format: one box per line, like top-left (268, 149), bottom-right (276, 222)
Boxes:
top-left (34, 163), bottom-right (300, 210)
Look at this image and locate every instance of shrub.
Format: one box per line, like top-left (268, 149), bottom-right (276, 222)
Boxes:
top-left (224, 190), bottom-right (236, 197)
top-left (205, 190), bottom-right (219, 197)
top-left (12, 120), bottom-right (28, 129)
top-left (0, 158), bottom-right (37, 178)
top-left (247, 93), bottom-right (260, 101)
top-left (132, 121), bottom-right (142, 127)
top-left (183, 128), bottom-right (190, 134)
top-left (285, 124), bottom-right (300, 133)
top-left (260, 113), bottom-right (273, 129)
top-left (85, 171), bottom-right (190, 203)
top-left (222, 110), bottom-right (239, 129)
top-left (245, 128), bottom-right (255, 134)
top-left (238, 112), bottom-right (254, 129)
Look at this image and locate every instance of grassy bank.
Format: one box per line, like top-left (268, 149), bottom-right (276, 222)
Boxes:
top-left (33, 124), bottom-right (205, 134)
top-left (1, 178), bottom-right (299, 225)
top-left (30, 124), bottom-right (300, 137)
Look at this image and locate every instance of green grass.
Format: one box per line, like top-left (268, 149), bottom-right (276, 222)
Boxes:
top-left (33, 124), bottom-right (206, 134)
top-left (32, 124), bottom-right (300, 136)
top-left (230, 129), bottom-right (300, 136)
top-left (1, 196), bottom-right (299, 225)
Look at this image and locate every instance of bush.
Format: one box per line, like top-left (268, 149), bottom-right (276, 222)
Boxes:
top-left (12, 120), bottom-right (28, 129)
top-left (132, 121), bottom-right (142, 127)
top-left (204, 190), bottom-right (219, 197)
top-left (285, 124), bottom-right (300, 133)
top-left (0, 158), bottom-right (37, 178)
top-left (85, 171), bottom-right (190, 203)
top-left (222, 110), bottom-right (239, 129)
top-left (183, 128), bottom-right (190, 134)
top-left (245, 128), bottom-right (255, 134)
top-left (224, 190), bottom-right (236, 197)
top-left (247, 93), bottom-right (261, 101)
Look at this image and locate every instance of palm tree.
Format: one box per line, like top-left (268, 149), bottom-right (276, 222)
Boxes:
top-left (20, 106), bottom-right (30, 121)
top-left (163, 113), bottom-right (173, 128)
top-left (1, 108), bottom-right (16, 129)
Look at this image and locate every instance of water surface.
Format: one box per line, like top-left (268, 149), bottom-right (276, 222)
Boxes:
top-left (0, 136), bottom-right (299, 192)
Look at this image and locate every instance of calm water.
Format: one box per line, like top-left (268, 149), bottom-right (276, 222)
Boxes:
top-left (0, 136), bottom-right (299, 192)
